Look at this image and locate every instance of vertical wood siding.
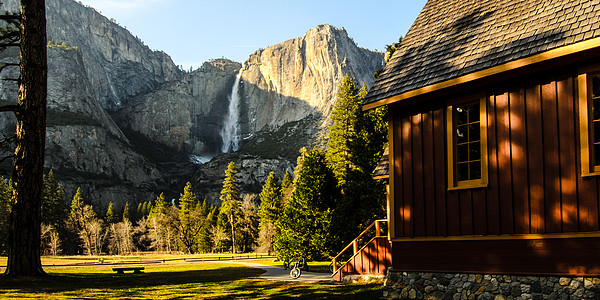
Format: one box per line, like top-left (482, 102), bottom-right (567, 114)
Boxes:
top-left (392, 71), bottom-right (600, 238)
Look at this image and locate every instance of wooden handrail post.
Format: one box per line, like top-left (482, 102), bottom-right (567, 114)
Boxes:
top-left (353, 240), bottom-right (358, 254)
top-left (333, 257), bottom-right (337, 273)
top-left (375, 220), bottom-right (381, 237)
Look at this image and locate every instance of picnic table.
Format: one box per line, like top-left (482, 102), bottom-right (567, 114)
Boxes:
top-left (112, 267), bottom-right (144, 274)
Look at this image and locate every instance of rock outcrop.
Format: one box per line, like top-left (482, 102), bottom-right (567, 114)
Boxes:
top-left (0, 45), bottom-right (164, 208)
top-left (192, 152), bottom-right (294, 204)
top-left (3, 0), bottom-right (182, 110)
top-left (44, 47), bottom-right (163, 209)
top-left (116, 59), bottom-right (241, 156)
top-left (0, 0), bottom-right (385, 207)
top-left (241, 25), bottom-right (383, 134)
top-left (120, 24), bottom-right (384, 164)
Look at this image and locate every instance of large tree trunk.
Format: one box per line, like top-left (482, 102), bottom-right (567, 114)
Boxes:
top-left (4, 0), bottom-right (47, 277)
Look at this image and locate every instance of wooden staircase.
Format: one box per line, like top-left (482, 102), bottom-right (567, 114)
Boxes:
top-left (331, 219), bottom-right (392, 281)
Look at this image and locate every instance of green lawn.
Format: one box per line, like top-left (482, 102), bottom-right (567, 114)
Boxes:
top-left (0, 262), bottom-right (382, 299)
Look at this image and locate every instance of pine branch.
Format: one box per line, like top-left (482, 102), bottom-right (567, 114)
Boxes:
top-left (0, 104), bottom-right (21, 116)
top-left (0, 155), bottom-right (13, 165)
top-left (0, 15), bottom-right (20, 21)
top-left (0, 63), bottom-right (18, 73)
top-left (0, 104), bottom-right (18, 111)
top-left (0, 134), bottom-right (15, 148)
top-left (0, 42), bottom-right (19, 47)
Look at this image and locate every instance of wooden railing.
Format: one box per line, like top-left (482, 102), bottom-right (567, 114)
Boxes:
top-left (331, 219), bottom-right (387, 274)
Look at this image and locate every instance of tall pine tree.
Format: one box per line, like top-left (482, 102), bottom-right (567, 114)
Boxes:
top-left (274, 147), bottom-right (339, 260)
top-left (41, 170), bottom-right (66, 229)
top-left (122, 202), bottom-right (131, 223)
top-left (177, 182), bottom-right (204, 253)
top-left (4, 0), bottom-right (49, 277)
top-left (258, 172), bottom-right (281, 229)
top-left (326, 74), bottom-right (364, 186)
top-left (105, 202), bottom-right (119, 224)
top-left (257, 172), bottom-right (281, 253)
top-left (147, 192), bottom-right (172, 253)
top-left (219, 162), bottom-right (241, 253)
top-left (326, 74), bottom-right (388, 246)
top-left (196, 200), bottom-right (214, 253)
top-left (151, 192), bottom-right (169, 215)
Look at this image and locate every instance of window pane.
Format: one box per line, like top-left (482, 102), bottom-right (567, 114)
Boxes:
top-left (594, 143), bottom-right (600, 167)
top-left (458, 163), bottom-right (469, 181)
top-left (595, 121), bottom-right (600, 144)
top-left (470, 161), bottom-right (481, 180)
top-left (456, 125), bottom-right (468, 144)
top-left (468, 104), bottom-right (480, 123)
top-left (469, 141), bottom-right (481, 160)
top-left (593, 75), bottom-right (600, 98)
top-left (593, 98), bottom-right (600, 120)
top-left (469, 124), bottom-right (480, 142)
top-left (457, 144), bottom-right (469, 162)
top-left (453, 101), bottom-right (483, 184)
top-left (456, 107), bottom-right (468, 125)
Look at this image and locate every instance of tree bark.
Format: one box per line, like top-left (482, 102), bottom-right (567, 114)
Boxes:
top-left (4, 0), bottom-right (47, 277)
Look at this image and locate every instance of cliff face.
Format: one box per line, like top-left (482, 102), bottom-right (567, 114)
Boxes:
top-left (240, 25), bottom-right (383, 133)
top-left (192, 153), bottom-right (294, 204)
top-left (116, 59), bottom-right (241, 156)
top-left (3, 0), bottom-right (182, 110)
top-left (121, 25), bottom-right (384, 160)
top-left (45, 47), bottom-right (163, 209)
top-left (0, 0), bottom-right (384, 207)
top-left (0, 46), bottom-right (163, 209)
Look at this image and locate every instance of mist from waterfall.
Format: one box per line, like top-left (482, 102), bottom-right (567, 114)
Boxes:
top-left (221, 69), bottom-right (243, 153)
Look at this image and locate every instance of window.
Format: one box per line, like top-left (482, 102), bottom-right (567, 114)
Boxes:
top-left (578, 71), bottom-right (600, 176)
top-left (447, 97), bottom-right (488, 189)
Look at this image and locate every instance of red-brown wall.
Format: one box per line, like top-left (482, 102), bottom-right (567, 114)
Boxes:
top-left (390, 66), bottom-right (600, 275)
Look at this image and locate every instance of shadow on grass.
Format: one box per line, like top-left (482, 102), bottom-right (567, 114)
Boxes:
top-left (0, 264), bottom-right (381, 299)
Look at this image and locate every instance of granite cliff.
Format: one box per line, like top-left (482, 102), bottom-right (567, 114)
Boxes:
top-left (120, 24), bottom-right (384, 161)
top-left (0, 0), bottom-right (384, 208)
top-left (0, 46), bottom-right (163, 210)
top-left (3, 0), bottom-right (182, 110)
top-left (116, 59), bottom-right (242, 157)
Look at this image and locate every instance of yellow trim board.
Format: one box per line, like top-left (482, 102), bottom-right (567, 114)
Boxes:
top-left (391, 231), bottom-right (600, 242)
top-left (364, 36), bottom-right (600, 111)
top-left (387, 112), bottom-right (395, 239)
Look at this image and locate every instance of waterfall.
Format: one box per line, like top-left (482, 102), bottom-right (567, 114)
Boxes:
top-left (221, 69), bottom-right (243, 153)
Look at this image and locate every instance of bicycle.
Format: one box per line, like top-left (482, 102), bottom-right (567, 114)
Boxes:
top-left (282, 254), bottom-right (308, 278)
top-left (289, 259), bottom-right (301, 279)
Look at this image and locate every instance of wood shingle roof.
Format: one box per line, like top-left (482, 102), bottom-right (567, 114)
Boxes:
top-left (372, 146), bottom-right (389, 179)
top-left (364, 0), bottom-right (600, 106)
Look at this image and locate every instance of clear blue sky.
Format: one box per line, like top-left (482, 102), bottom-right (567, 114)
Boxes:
top-left (78, 0), bottom-right (427, 70)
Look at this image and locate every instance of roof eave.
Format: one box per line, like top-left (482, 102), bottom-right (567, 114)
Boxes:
top-left (373, 174), bottom-right (389, 180)
top-left (363, 35), bottom-right (600, 111)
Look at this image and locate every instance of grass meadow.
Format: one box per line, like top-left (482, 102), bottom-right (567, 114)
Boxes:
top-left (0, 255), bottom-right (382, 299)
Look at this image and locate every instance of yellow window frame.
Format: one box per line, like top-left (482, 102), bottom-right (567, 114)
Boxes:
top-left (578, 70), bottom-right (600, 176)
top-left (447, 97), bottom-right (488, 190)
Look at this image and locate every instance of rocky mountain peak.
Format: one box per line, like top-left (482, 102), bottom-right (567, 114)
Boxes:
top-left (305, 24), bottom-right (350, 40)
top-left (240, 24), bottom-right (383, 133)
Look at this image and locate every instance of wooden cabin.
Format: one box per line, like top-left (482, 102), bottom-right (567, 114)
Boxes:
top-left (364, 0), bottom-right (600, 279)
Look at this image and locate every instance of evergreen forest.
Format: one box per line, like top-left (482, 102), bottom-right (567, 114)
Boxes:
top-left (0, 75), bottom-right (388, 260)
